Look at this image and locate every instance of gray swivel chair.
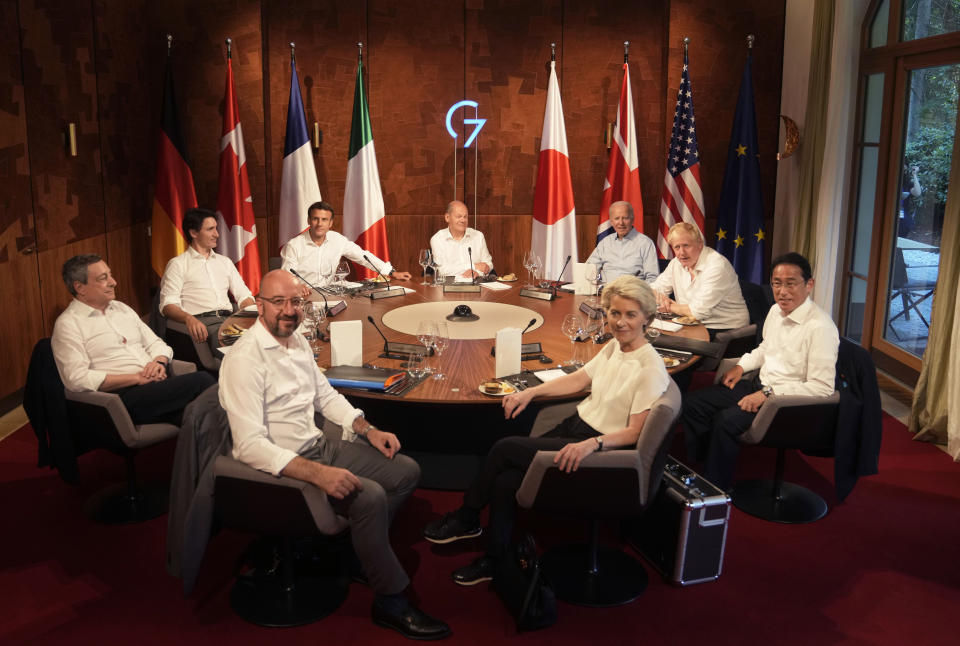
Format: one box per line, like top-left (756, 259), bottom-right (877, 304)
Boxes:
top-left (515, 381), bottom-right (682, 607)
top-left (698, 280), bottom-right (773, 372)
top-left (165, 319), bottom-right (223, 372)
top-left (213, 455), bottom-right (350, 627)
top-left (713, 358), bottom-right (840, 524)
top-left (63, 359), bottom-right (198, 524)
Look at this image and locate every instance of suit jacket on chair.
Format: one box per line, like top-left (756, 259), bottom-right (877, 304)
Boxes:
top-left (24, 339), bottom-right (78, 483)
top-left (833, 339), bottom-right (882, 501)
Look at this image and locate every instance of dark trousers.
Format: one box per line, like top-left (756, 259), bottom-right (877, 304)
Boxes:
top-left (681, 378), bottom-right (759, 489)
top-left (462, 414), bottom-right (600, 557)
top-left (117, 371), bottom-right (216, 426)
top-left (302, 435), bottom-right (420, 595)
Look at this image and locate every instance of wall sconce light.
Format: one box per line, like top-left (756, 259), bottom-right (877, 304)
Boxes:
top-left (67, 123), bottom-right (78, 157)
top-left (313, 122), bottom-right (322, 150)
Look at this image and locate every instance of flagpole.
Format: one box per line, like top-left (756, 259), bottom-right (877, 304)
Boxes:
top-left (225, 37), bottom-right (232, 60)
top-left (683, 36), bottom-right (690, 54)
top-left (290, 41), bottom-right (295, 62)
top-left (747, 33), bottom-right (754, 56)
top-left (623, 40), bottom-right (629, 63)
top-left (166, 33), bottom-right (172, 57)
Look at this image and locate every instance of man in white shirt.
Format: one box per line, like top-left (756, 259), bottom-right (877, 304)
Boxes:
top-left (429, 200), bottom-right (493, 279)
top-left (218, 269), bottom-right (449, 640)
top-left (280, 201), bottom-right (411, 287)
top-left (159, 208), bottom-right (256, 349)
top-left (51, 254), bottom-right (215, 425)
top-left (586, 201), bottom-right (659, 282)
top-left (651, 221), bottom-right (748, 336)
top-left (681, 252), bottom-right (840, 489)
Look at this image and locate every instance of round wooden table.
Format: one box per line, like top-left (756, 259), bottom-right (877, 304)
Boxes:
top-left (307, 280), bottom-right (708, 404)
top-left (221, 280), bottom-right (708, 488)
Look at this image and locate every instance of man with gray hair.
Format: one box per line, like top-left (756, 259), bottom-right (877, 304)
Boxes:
top-left (429, 200), bottom-right (493, 278)
top-left (586, 201), bottom-right (659, 282)
top-left (51, 254), bottom-right (214, 425)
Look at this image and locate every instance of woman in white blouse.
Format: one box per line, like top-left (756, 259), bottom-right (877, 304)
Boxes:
top-left (651, 222), bottom-right (749, 338)
top-left (421, 276), bottom-right (670, 585)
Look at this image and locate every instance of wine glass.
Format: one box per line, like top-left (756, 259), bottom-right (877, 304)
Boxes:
top-left (431, 321), bottom-right (449, 380)
top-left (531, 255), bottom-right (544, 288)
top-left (584, 264), bottom-right (600, 305)
top-left (430, 258), bottom-right (443, 286)
top-left (335, 261), bottom-right (350, 291)
top-left (407, 351), bottom-right (427, 381)
top-left (418, 249), bottom-right (432, 285)
top-left (522, 250), bottom-right (535, 287)
top-left (416, 321), bottom-right (437, 374)
top-left (561, 314), bottom-right (584, 366)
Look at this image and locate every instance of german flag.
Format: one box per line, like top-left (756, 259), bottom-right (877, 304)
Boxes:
top-left (151, 57), bottom-right (197, 277)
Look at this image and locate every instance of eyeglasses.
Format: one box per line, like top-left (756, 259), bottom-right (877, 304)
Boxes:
top-left (771, 280), bottom-right (805, 290)
top-left (257, 296), bottom-right (306, 309)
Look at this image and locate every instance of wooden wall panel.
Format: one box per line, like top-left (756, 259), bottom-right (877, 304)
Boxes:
top-left (563, 0), bottom-right (667, 248)
top-left (20, 0), bottom-right (104, 250)
top-left (667, 0), bottom-right (785, 248)
top-left (107, 223), bottom-right (150, 313)
top-left (464, 0), bottom-right (560, 217)
top-left (369, 0), bottom-right (464, 216)
top-left (0, 0), bottom-right (44, 400)
top-left (263, 0), bottom-right (365, 255)
top-left (37, 237), bottom-right (109, 334)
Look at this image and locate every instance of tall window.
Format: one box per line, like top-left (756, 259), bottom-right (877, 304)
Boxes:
top-left (842, 0), bottom-right (960, 383)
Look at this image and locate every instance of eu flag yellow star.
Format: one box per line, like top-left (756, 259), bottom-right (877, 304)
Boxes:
top-left (754, 228), bottom-right (765, 242)
top-left (716, 228), bottom-right (727, 240)
top-left (735, 144), bottom-right (747, 157)
top-left (734, 235), bottom-right (744, 248)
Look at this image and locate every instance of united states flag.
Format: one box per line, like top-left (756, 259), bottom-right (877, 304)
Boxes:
top-left (657, 48), bottom-right (705, 258)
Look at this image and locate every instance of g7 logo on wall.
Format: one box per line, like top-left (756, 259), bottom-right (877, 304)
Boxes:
top-left (445, 100), bottom-right (487, 148)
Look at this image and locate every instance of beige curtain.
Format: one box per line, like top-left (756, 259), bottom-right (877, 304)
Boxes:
top-left (910, 123), bottom-right (960, 460)
top-left (792, 0), bottom-right (836, 265)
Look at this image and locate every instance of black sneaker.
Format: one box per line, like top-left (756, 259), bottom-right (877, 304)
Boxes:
top-left (451, 555), bottom-right (496, 586)
top-left (423, 511), bottom-right (482, 544)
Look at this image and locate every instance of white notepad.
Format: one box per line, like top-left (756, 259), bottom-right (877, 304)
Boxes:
top-left (330, 320), bottom-right (363, 366)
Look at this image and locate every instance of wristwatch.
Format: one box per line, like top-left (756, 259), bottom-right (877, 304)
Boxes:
top-left (594, 436), bottom-right (603, 451)
top-left (761, 385), bottom-right (773, 397)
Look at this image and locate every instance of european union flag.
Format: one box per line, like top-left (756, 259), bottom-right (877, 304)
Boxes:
top-left (715, 55), bottom-right (764, 284)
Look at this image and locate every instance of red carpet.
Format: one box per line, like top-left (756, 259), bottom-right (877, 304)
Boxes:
top-left (1, 414), bottom-right (958, 645)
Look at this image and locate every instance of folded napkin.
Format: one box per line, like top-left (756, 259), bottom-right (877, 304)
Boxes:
top-left (651, 318), bottom-right (683, 332)
top-left (480, 281), bottom-right (511, 291)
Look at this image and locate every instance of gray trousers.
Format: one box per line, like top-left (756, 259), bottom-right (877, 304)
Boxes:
top-left (301, 435), bottom-right (420, 595)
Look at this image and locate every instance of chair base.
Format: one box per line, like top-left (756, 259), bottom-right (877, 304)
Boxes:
top-left (230, 569), bottom-right (348, 628)
top-left (732, 479), bottom-right (828, 524)
top-left (541, 544), bottom-right (648, 607)
top-left (82, 482), bottom-right (168, 525)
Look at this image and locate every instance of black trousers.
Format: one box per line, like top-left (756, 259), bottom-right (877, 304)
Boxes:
top-left (117, 371), bottom-right (215, 426)
top-left (681, 378), bottom-right (759, 489)
top-left (462, 413), bottom-right (600, 557)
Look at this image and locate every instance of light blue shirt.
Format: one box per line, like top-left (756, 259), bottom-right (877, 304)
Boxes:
top-left (586, 229), bottom-right (659, 282)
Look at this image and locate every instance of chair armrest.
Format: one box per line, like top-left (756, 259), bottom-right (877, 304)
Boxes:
top-left (166, 319), bottom-right (189, 335)
top-left (529, 401), bottom-right (580, 438)
top-left (63, 388), bottom-right (138, 445)
top-left (212, 456), bottom-right (348, 535)
top-left (742, 391), bottom-right (841, 445)
top-left (712, 358), bottom-right (759, 385)
top-left (171, 359), bottom-right (196, 374)
top-left (516, 449), bottom-right (643, 510)
top-left (714, 324), bottom-right (756, 344)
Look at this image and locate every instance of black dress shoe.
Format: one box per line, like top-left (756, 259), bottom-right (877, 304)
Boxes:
top-left (423, 511), bottom-right (482, 544)
top-left (451, 555), bottom-right (496, 586)
top-left (372, 602), bottom-right (451, 640)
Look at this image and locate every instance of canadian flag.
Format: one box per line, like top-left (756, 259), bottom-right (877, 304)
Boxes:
top-left (215, 52), bottom-right (261, 295)
top-left (597, 62), bottom-right (643, 243)
top-left (531, 59), bottom-right (577, 282)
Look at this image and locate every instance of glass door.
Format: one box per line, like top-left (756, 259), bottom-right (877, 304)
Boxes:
top-left (879, 62), bottom-right (957, 360)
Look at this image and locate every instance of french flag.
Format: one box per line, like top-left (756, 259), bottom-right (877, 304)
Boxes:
top-left (278, 56), bottom-right (321, 248)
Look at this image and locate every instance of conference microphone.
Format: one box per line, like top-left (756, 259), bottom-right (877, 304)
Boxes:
top-left (366, 315), bottom-right (431, 359)
top-left (491, 318), bottom-right (542, 358)
top-left (363, 254), bottom-right (405, 300)
top-left (289, 268), bottom-right (346, 316)
top-left (521, 318), bottom-right (537, 335)
top-left (467, 246), bottom-right (476, 284)
top-left (552, 254), bottom-right (572, 296)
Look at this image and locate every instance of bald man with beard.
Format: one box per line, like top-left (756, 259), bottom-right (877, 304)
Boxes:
top-left (218, 270), bottom-right (450, 640)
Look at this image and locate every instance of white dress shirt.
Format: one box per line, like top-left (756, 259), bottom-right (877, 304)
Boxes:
top-left (158, 246), bottom-right (253, 316)
top-left (280, 230), bottom-right (394, 286)
top-left (429, 227), bottom-right (494, 277)
top-left (218, 319), bottom-right (365, 476)
top-left (51, 299), bottom-right (173, 392)
top-left (577, 342), bottom-right (670, 434)
top-left (738, 297), bottom-right (839, 398)
top-left (586, 229), bottom-right (660, 282)
top-left (651, 246), bottom-right (749, 330)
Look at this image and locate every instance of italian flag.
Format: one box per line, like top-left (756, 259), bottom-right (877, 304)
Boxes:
top-left (342, 56), bottom-right (390, 279)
